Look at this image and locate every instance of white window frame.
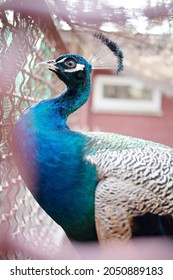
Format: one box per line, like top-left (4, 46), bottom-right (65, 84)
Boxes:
top-left (92, 75), bottom-right (162, 115)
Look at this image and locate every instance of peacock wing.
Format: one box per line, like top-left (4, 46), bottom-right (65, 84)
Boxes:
top-left (84, 131), bottom-right (172, 156)
top-left (85, 143), bottom-right (173, 242)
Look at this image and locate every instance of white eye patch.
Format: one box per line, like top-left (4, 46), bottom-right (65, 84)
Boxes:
top-left (57, 57), bottom-right (67, 63)
top-left (64, 63), bottom-right (85, 72)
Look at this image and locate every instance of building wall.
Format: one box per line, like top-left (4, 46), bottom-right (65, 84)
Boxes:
top-left (88, 94), bottom-right (173, 147)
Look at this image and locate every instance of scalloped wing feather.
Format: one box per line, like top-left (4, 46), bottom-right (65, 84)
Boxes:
top-left (84, 133), bottom-right (173, 242)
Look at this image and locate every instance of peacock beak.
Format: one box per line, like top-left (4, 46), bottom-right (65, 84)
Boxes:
top-left (36, 59), bottom-right (59, 71)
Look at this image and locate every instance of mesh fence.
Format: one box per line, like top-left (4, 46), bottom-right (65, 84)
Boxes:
top-left (0, 0), bottom-right (74, 259)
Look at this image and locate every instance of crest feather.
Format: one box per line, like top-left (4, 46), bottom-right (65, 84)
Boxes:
top-left (88, 32), bottom-right (124, 74)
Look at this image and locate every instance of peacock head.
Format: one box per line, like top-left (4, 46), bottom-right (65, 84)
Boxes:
top-left (37, 54), bottom-right (92, 88)
top-left (37, 33), bottom-right (124, 91)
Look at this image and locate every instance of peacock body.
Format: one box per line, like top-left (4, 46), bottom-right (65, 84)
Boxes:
top-left (12, 34), bottom-right (173, 243)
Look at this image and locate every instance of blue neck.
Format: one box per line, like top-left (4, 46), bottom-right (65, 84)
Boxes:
top-left (55, 78), bottom-right (91, 122)
top-left (22, 77), bottom-right (91, 131)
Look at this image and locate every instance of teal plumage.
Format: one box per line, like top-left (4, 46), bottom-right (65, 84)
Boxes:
top-left (13, 54), bottom-right (98, 241)
top-left (12, 34), bottom-right (173, 243)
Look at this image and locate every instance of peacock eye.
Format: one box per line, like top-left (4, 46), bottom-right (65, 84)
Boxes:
top-left (64, 59), bottom-right (76, 69)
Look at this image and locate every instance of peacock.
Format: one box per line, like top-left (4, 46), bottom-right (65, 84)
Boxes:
top-left (12, 33), bottom-right (173, 243)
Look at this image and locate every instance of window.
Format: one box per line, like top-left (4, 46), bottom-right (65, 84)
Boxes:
top-left (92, 75), bottom-right (162, 115)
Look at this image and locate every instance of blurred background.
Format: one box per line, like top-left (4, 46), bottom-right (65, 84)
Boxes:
top-left (1, 0), bottom-right (173, 259)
